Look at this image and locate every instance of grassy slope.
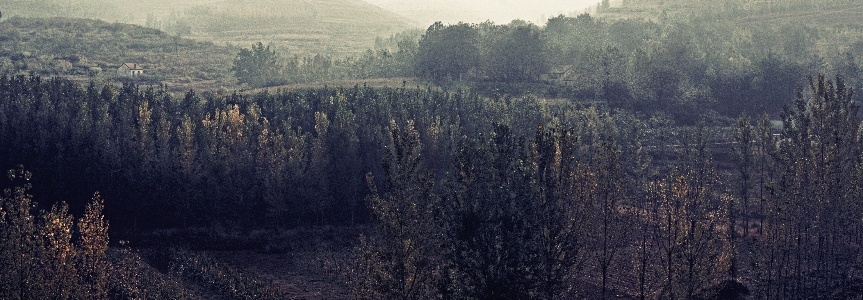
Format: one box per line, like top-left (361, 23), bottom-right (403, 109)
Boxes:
top-left (0, 0), bottom-right (418, 57)
top-left (599, 0), bottom-right (862, 21)
top-left (599, 0), bottom-right (863, 32)
top-left (0, 0), bottom-right (421, 92)
top-left (0, 17), bottom-right (237, 92)
top-left (180, 0), bottom-right (418, 56)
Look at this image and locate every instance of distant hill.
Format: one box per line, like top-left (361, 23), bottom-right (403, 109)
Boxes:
top-left (0, 0), bottom-right (417, 57)
top-left (596, 0), bottom-right (863, 61)
top-left (597, 0), bottom-right (863, 28)
top-left (364, 0), bottom-right (596, 25)
top-left (0, 17), bottom-right (237, 92)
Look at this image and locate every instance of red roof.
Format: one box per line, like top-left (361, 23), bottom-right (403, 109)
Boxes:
top-left (123, 63), bottom-right (143, 70)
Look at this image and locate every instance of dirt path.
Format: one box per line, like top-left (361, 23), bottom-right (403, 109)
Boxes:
top-left (203, 249), bottom-right (352, 299)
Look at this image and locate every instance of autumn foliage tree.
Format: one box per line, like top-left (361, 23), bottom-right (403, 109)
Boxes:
top-left (0, 167), bottom-right (110, 299)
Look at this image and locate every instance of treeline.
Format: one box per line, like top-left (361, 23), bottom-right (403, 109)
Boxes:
top-left (231, 42), bottom-right (416, 88)
top-left (4, 10), bottom-right (860, 125)
top-left (349, 74), bottom-right (863, 298)
top-left (235, 9), bottom-right (863, 124)
top-left (413, 11), bottom-right (861, 121)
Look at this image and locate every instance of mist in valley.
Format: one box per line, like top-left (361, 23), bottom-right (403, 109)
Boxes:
top-left (364, 0), bottom-right (597, 25)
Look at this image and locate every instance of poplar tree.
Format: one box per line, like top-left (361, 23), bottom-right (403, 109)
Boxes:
top-left (759, 74), bottom-right (860, 298)
top-left (77, 192), bottom-right (110, 299)
top-left (0, 167), bottom-right (38, 300)
top-left (352, 120), bottom-right (439, 300)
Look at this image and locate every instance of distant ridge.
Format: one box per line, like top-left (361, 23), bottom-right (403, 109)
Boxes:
top-left (362, 0), bottom-right (596, 26)
top-left (0, 0), bottom-right (418, 56)
top-left (596, 0), bottom-right (863, 28)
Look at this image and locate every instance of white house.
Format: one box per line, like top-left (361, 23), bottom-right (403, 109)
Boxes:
top-left (117, 63), bottom-right (144, 77)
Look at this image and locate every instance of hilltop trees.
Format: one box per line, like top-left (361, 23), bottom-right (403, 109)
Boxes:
top-left (232, 42), bottom-right (284, 88)
top-left (414, 21), bottom-right (550, 84)
top-left (416, 22), bottom-right (479, 83)
top-left (481, 23), bottom-right (549, 82)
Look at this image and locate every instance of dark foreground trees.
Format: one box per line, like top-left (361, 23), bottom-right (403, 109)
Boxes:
top-left (350, 120), bottom-right (440, 299)
top-left (0, 73), bottom-right (862, 298)
top-left (348, 74), bottom-right (863, 298)
top-left (754, 74), bottom-right (863, 298)
top-left (0, 166), bottom-right (110, 299)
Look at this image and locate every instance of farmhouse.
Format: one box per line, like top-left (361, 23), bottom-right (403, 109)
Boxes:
top-left (117, 63), bottom-right (144, 77)
top-left (561, 74), bottom-right (579, 86)
top-left (541, 65), bottom-right (574, 86)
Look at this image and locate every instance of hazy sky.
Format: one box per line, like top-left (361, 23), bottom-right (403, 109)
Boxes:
top-left (364, 0), bottom-right (598, 26)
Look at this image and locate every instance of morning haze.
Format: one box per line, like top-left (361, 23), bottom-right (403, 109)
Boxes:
top-left (1, 0), bottom-right (863, 299)
top-left (364, 0), bottom-right (597, 25)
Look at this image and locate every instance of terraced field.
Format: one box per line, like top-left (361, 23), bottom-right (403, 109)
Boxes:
top-left (0, 0), bottom-right (417, 57)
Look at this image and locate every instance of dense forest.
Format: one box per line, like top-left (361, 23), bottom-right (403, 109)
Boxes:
top-left (2, 0), bottom-right (863, 299)
top-left (2, 72), bottom-right (862, 298)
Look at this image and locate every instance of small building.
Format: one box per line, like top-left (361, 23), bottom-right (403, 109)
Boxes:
top-left (561, 74), bottom-right (579, 87)
top-left (117, 63), bottom-right (144, 77)
top-left (541, 65), bottom-right (574, 86)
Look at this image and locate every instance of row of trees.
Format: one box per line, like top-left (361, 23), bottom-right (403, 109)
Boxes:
top-left (232, 10), bottom-right (863, 125)
top-left (232, 42), bottom-right (356, 88)
top-left (0, 73), bottom-right (553, 229)
top-left (409, 13), bottom-right (862, 122)
top-left (351, 75), bottom-right (863, 299)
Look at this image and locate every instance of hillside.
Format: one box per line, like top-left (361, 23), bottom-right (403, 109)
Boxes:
top-left (0, 0), bottom-right (417, 57)
top-left (0, 17), bottom-right (237, 92)
top-left (598, 0), bottom-right (863, 28)
top-left (365, 0), bottom-right (596, 25)
top-left (593, 0), bottom-right (863, 78)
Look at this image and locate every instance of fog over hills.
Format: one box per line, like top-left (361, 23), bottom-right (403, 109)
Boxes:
top-left (0, 0), bottom-right (416, 55)
top-left (364, 0), bottom-right (597, 25)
